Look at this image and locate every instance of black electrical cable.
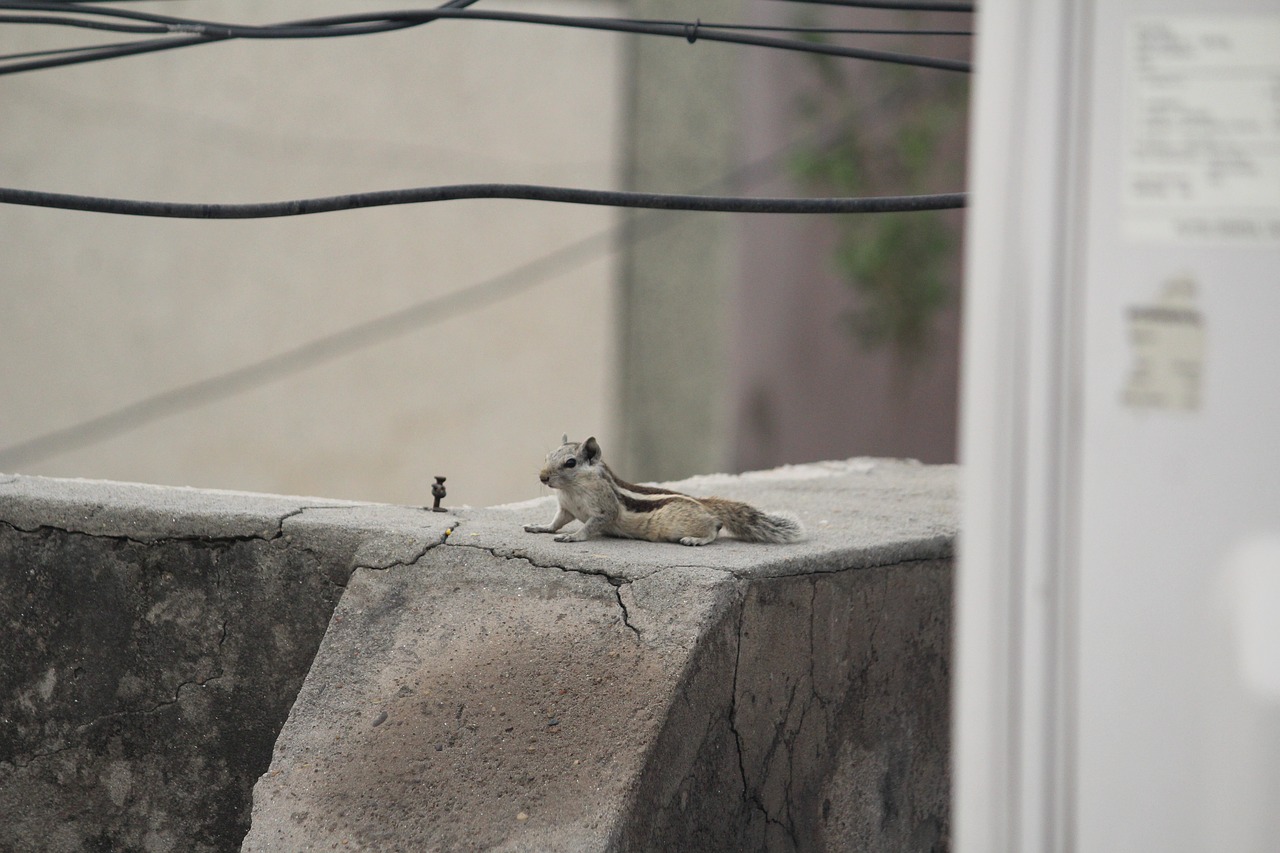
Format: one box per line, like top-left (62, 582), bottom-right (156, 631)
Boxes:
top-left (0, 38), bottom-right (126, 62)
top-left (0, 109), bottom-right (964, 469)
top-left (0, 13), bottom-right (417, 38)
top-left (765, 0), bottom-right (975, 12)
top-left (641, 22), bottom-right (973, 35)
top-left (0, 34), bottom-right (194, 73)
top-left (0, 6), bottom-right (970, 464)
top-left (0, 7), bottom-right (974, 39)
top-left (0, 4), bottom-right (972, 75)
top-left (0, 185), bottom-right (966, 218)
top-left (0, 3), bottom-right (441, 38)
top-left (0, 0), bottom-right (477, 74)
top-left (0, 13), bottom-right (167, 33)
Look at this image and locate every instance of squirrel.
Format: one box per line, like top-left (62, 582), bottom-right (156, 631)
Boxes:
top-left (523, 435), bottom-right (804, 546)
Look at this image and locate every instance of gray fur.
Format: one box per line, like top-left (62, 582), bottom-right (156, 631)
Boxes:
top-left (524, 437), bottom-right (805, 546)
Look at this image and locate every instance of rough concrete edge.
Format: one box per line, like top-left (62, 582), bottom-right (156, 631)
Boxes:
top-left (606, 569), bottom-right (745, 849)
top-left (1, 466), bottom-right (956, 850)
top-left (482, 457), bottom-right (956, 579)
top-left (0, 473), bottom-right (456, 547)
top-left (0, 475), bottom-right (463, 853)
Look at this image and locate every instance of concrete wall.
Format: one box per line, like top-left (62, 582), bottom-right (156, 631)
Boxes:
top-left (0, 478), bottom-right (461, 850)
top-left (0, 0), bottom-right (622, 508)
top-left (0, 458), bottom-right (955, 851)
top-left (614, 0), bottom-right (743, 481)
top-left (0, 481), bottom-right (353, 850)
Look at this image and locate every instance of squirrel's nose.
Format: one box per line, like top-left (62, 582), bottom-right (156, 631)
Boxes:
top-left (540, 472), bottom-right (550, 485)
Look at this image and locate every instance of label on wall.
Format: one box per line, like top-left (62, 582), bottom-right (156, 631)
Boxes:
top-left (1122, 277), bottom-right (1205, 412)
top-left (1124, 16), bottom-right (1280, 245)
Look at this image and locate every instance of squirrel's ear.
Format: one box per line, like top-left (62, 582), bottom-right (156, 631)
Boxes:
top-left (561, 433), bottom-right (570, 446)
top-left (582, 436), bottom-right (601, 462)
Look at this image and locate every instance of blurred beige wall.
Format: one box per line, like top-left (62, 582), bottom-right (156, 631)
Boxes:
top-left (0, 0), bottom-right (623, 507)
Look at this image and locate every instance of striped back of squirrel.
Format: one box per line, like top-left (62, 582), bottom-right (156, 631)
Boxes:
top-left (603, 465), bottom-right (804, 545)
top-left (541, 436), bottom-right (804, 544)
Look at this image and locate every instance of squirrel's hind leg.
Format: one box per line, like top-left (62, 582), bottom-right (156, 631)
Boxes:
top-left (675, 516), bottom-right (721, 547)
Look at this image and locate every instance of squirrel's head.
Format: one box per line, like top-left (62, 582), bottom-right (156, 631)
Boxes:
top-left (539, 435), bottom-right (602, 489)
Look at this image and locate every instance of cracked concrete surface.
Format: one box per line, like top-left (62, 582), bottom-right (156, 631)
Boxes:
top-left (471, 458), bottom-right (954, 582)
top-left (0, 475), bottom-right (457, 853)
top-left (1, 458), bottom-right (955, 852)
top-left (244, 458), bottom-right (956, 852)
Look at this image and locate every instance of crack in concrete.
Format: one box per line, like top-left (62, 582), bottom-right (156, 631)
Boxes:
top-left (0, 504), bottom-right (351, 550)
top-left (350, 527), bottom-right (452, 575)
top-left (728, 601), bottom-right (754, 823)
top-left (614, 584), bottom-right (640, 640)
top-left (848, 569), bottom-right (892, 736)
top-left (448, 539), bottom-right (629, 583)
top-left (758, 678), bottom-right (802, 842)
top-left (781, 693), bottom-right (811, 849)
top-left (808, 578), bottom-right (835, 709)
top-left (6, 624), bottom-right (230, 770)
top-left (758, 677), bottom-right (798, 780)
top-left (444, 540), bottom-right (642, 642)
top-left (766, 582), bottom-right (819, 850)
top-left (725, 584), bottom-right (810, 850)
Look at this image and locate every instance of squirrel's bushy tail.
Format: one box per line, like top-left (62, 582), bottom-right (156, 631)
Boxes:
top-left (702, 498), bottom-right (804, 544)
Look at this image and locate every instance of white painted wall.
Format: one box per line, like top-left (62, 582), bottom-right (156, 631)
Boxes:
top-left (0, 0), bottom-right (622, 507)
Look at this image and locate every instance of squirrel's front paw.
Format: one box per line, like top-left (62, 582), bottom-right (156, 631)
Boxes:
top-left (524, 525), bottom-right (552, 534)
top-left (553, 533), bottom-right (581, 543)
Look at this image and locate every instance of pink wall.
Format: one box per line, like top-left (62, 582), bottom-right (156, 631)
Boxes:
top-left (731, 4), bottom-right (971, 469)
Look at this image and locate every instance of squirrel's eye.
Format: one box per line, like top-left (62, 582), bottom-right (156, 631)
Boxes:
top-left (564, 458), bottom-right (577, 468)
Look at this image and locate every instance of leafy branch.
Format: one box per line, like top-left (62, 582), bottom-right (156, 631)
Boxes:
top-left (789, 17), bottom-right (969, 363)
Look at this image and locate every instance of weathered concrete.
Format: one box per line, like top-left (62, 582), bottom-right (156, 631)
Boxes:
top-left (244, 458), bottom-right (955, 851)
top-left (1, 459), bottom-right (955, 852)
top-left (0, 478), bottom-right (457, 853)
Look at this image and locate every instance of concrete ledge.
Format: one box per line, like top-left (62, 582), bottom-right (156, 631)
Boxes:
top-left (0, 478), bottom-right (456, 852)
top-left (244, 459), bottom-right (956, 851)
top-left (0, 459), bottom-right (956, 852)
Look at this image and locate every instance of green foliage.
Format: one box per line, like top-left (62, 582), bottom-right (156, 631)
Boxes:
top-left (836, 213), bottom-right (951, 353)
top-left (788, 22), bottom-right (968, 364)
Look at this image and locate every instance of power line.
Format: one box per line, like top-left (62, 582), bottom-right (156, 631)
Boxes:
top-left (0, 185), bottom-right (965, 218)
top-left (0, 23), bottom-right (973, 71)
top-left (0, 4), bottom-right (972, 75)
top-left (0, 12), bottom-right (166, 34)
top-left (0, 5), bottom-right (971, 466)
top-left (638, 22), bottom-right (972, 36)
top-left (765, 0), bottom-right (975, 12)
top-left (0, 14), bottom-right (973, 42)
top-left (0, 7), bottom-right (974, 39)
top-left (0, 0), bottom-right (480, 74)
top-left (0, 123), bottom-right (962, 469)
top-left (0, 37), bottom-right (122, 62)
